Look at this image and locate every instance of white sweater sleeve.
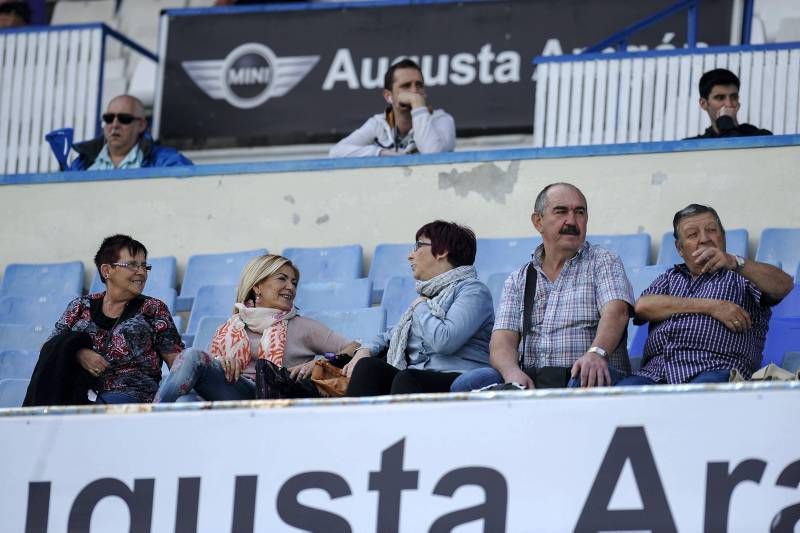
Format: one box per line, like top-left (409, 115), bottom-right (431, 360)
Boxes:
top-left (328, 117), bottom-right (383, 158)
top-left (410, 108), bottom-right (456, 153)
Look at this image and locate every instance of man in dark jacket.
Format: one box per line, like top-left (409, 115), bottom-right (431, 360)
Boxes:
top-left (686, 68), bottom-right (772, 139)
top-left (49, 94), bottom-right (192, 171)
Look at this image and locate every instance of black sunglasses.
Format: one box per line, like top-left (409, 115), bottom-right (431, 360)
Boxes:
top-left (102, 113), bottom-right (143, 125)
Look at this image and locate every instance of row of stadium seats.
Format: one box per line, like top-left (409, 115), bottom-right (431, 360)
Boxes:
top-left (2, 228), bottom-right (799, 305)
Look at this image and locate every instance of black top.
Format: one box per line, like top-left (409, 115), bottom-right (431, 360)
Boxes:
top-left (685, 115), bottom-right (772, 139)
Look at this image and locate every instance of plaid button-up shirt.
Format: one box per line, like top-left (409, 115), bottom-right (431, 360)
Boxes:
top-left (495, 241), bottom-right (633, 372)
top-left (635, 265), bottom-right (772, 383)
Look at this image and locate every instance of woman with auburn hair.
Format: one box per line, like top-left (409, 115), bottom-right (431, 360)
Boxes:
top-left (344, 220), bottom-right (494, 396)
top-left (156, 254), bottom-right (358, 402)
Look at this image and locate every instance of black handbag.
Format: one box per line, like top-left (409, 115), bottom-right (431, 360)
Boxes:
top-left (254, 359), bottom-right (320, 399)
top-left (521, 263), bottom-right (571, 388)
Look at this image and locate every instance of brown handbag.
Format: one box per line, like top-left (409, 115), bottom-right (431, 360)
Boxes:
top-left (311, 359), bottom-right (350, 397)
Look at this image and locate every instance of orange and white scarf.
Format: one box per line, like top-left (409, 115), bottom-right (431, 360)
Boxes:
top-left (209, 303), bottom-right (297, 368)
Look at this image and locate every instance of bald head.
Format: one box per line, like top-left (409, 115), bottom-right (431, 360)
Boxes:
top-left (533, 182), bottom-right (587, 216)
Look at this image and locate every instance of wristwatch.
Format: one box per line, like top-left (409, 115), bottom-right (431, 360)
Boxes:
top-left (734, 255), bottom-right (746, 273)
top-left (588, 346), bottom-right (608, 358)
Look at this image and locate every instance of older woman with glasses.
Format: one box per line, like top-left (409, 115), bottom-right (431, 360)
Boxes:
top-left (155, 254), bottom-right (360, 402)
top-left (26, 234), bottom-right (184, 405)
top-left (344, 220), bottom-right (494, 396)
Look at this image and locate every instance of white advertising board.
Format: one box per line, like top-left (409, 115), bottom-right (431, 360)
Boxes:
top-left (2, 384), bottom-right (799, 532)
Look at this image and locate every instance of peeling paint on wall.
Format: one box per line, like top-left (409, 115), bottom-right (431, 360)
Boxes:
top-left (316, 214), bottom-right (330, 225)
top-left (651, 171), bottom-right (668, 185)
top-left (437, 161), bottom-right (520, 203)
top-left (284, 195), bottom-right (295, 204)
top-left (292, 213), bottom-right (300, 225)
top-left (402, 167), bottom-right (412, 177)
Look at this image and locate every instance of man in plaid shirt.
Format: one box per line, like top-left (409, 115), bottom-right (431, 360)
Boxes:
top-left (617, 204), bottom-right (793, 385)
top-left (451, 182), bottom-right (634, 391)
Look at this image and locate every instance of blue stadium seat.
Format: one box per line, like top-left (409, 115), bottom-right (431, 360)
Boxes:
top-left (0, 350), bottom-right (37, 379)
top-left (0, 261), bottom-right (83, 298)
top-left (762, 317), bottom-right (800, 367)
top-left (89, 256), bottom-right (178, 293)
top-left (176, 248), bottom-right (266, 311)
top-left (588, 234), bottom-right (650, 268)
top-left (295, 278), bottom-right (371, 313)
top-left (172, 315), bottom-right (183, 334)
top-left (474, 237), bottom-right (541, 281)
top-left (772, 283), bottom-right (800, 318)
top-left (626, 264), bottom-right (671, 300)
top-left (755, 228), bottom-right (800, 278)
top-left (782, 352), bottom-right (800, 373)
top-left (0, 295), bottom-right (75, 326)
top-left (485, 272), bottom-right (509, 313)
top-left (192, 315), bottom-right (227, 351)
top-left (381, 276), bottom-right (417, 329)
top-left (144, 287), bottom-right (177, 314)
top-left (185, 285), bottom-right (236, 335)
top-left (656, 229), bottom-right (749, 266)
top-left (0, 324), bottom-right (52, 352)
top-left (368, 243), bottom-right (413, 304)
top-left (282, 244), bottom-right (362, 282)
top-left (628, 322), bottom-right (649, 358)
top-left (306, 307), bottom-right (386, 343)
top-left (0, 378), bottom-right (29, 408)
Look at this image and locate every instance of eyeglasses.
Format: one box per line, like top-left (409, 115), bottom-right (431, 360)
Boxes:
top-left (112, 262), bottom-right (152, 272)
top-left (413, 241), bottom-right (432, 252)
top-left (102, 113), bottom-right (143, 125)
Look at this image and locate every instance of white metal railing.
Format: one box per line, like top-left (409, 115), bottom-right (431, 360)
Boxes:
top-left (0, 23), bottom-right (155, 175)
top-left (532, 42), bottom-right (800, 147)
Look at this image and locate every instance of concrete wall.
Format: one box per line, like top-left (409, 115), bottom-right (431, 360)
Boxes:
top-left (1, 138), bottom-right (798, 287)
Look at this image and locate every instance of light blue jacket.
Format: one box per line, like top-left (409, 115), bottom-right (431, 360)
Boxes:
top-left (363, 278), bottom-right (494, 372)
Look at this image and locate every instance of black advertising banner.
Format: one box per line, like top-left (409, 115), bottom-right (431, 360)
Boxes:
top-left (155, 0), bottom-right (732, 149)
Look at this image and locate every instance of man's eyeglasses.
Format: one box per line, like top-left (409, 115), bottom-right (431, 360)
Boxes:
top-left (413, 241), bottom-right (432, 252)
top-left (112, 262), bottom-right (152, 272)
top-left (102, 113), bottom-right (143, 125)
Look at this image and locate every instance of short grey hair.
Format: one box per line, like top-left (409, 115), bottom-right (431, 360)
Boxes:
top-left (533, 182), bottom-right (587, 216)
top-left (672, 204), bottom-right (726, 241)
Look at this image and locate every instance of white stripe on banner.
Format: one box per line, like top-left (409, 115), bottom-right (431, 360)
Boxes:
top-left (1, 383), bottom-right (798, 532)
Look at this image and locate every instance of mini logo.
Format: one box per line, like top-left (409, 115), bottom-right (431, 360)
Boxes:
top-left (182, 43), bottom-right (319, 109)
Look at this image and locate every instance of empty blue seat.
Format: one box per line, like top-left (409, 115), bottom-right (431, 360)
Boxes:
top-left (306, 307), bottom-right (386, 343)
top-left (628, 322), bottom-right (649, 358)
top-left (485, 272), bottom-right (509, 313)
top-left (0, 295), bottom-right (75, 326)
top-left (0, 350), bottom-right (37, 379)
top-left (177, 248), bottom-right (267, 311)
top-left (772, 283), bottom-right (800, 318)
top-left (381, 276), bottom-right (417, 328)
top-left (185, 285), bottom-right (236, 335)
top-left (0, 324), bottom-right (52, 352)
top-left (626, 264), bottom-right (671, 300)
top-left (782, 352), bottom-right (800, 373)
top-left (588, 234), bottom-right (650, 268)
top-left (762, 317), bottom-right (800, 367)
top-left (0, 261), bottom-right (83, 298)
top-left (474, 237), bottom-right (541, 281)
top-left (657, 229), bottom-right (749, 266)
top-left (368, 243), bottom-right (413, 304)
top-left (295, 278), bottom-right (371, 313)
top-left (282, 245), bottom-right (362, 282)
top-left (89, 256), bottom-right (178, 293)
top-left (0, 378), bottom-right (29, 407)
top-left (192, 315), bottom-right (228, 351)
top-left (756, 228), bottom-right (800, 278)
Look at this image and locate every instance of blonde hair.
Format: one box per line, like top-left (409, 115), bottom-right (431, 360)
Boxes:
top-left (235, 254), bottom-right (300, 312)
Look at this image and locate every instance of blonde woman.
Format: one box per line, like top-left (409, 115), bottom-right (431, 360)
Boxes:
top-left (156, 254), bottom-right (358, 402)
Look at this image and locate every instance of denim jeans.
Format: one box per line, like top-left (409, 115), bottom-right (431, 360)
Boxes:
top-left (96, 391), bottom-right (141, 404)
top-left (451, 365), bottom-right (627, 392)
top-left (616, 369), bottom-right (731, 386)
top-left (155, 348), bottom-right (256, 402)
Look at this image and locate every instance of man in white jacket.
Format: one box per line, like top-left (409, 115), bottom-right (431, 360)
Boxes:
top-left (329, 59), bottom-right (456, 158)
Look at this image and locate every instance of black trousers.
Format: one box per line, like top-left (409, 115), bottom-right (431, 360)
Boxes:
top-left (346, 357), bottom-right (460, 396)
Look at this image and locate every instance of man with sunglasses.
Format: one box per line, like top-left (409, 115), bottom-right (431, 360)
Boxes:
top-left (55, 95), bottom-right (192, 171)
top-left (329, 59), bottom-right (455, 158)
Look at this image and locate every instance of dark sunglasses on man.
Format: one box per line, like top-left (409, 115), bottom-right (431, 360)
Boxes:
top-left (102, 113), bottom-right (143, 125)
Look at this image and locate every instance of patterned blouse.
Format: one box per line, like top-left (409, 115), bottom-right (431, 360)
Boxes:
top-left (50, 293), bottom-right (184, 402)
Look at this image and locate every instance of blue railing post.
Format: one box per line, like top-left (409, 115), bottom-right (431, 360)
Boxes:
top-left (741, 0), bottom-right (754, 45)
top-left (687, 1), bottom-right (697, 48)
